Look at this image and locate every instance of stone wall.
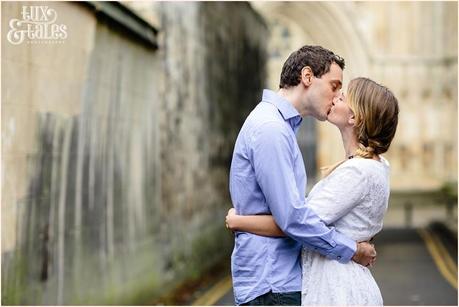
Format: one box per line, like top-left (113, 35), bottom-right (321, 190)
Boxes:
top-left (154, 1), bottom-right (267, 301)
top-left (1, 1), bottom-right (267, 304)
top-left (355, 1), bottom-right (458, 190)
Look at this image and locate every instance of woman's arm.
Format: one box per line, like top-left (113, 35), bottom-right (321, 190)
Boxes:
top-left (225, 208), bottom-right (285, 237)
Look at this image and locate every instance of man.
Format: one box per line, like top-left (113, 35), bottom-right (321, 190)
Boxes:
top-left (228, 45), bottom-right (376, 306)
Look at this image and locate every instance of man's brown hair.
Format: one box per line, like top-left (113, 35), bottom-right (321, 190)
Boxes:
top-left (279, 45), bottom-right (345, 89)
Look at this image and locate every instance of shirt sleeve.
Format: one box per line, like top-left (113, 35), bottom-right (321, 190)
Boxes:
top-left (307, 163), bottom-right (369, 225)
top-left (249, 121), bottom-right (356, 263)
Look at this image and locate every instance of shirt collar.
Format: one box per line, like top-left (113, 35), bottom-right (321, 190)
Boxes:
top-left (262, 89), bottom-right (303, 131)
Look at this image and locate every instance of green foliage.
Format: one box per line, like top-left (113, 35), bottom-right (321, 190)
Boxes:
top-left (439, 181), bottom-right (458, 204)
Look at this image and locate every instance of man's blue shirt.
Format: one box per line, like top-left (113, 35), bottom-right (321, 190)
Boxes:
top-left (229, 89), bottom-right (356, 305)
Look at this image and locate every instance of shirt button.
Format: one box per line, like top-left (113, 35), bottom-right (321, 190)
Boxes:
top-left (337, 256), bottom-right (341, 260)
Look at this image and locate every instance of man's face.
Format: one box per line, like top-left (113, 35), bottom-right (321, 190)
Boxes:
top-left (308, 62), bottom-right (343, 121)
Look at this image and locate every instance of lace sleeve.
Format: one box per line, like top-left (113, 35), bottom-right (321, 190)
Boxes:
top-left (307, 162), bottom-right (369, 225)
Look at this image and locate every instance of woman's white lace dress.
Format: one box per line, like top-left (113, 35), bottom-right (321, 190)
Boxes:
top-left (301, 157), bottom-right (390, 306)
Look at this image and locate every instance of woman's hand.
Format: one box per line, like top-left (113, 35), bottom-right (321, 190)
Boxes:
top-left (225, 208), bottom-right (238, 231)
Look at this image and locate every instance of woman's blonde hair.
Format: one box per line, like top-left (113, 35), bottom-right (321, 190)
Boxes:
top-left (348, 77), bottom-right (399, 159)
top-left (321, 77), bottom-right (399, 177)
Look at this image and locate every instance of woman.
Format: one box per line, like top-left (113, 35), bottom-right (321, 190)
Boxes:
top-left (226, 77), bottom-right (399, 305)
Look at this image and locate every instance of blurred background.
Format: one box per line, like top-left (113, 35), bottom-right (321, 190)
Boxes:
top-left (1, 1), bottom-right (457, 305)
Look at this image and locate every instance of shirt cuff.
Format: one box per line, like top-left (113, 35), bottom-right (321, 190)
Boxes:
top-left (326, 232), bottom-right (357, 263)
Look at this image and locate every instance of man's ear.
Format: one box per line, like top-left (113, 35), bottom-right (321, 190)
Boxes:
top-left (301, 66), bottom-right (314, 86)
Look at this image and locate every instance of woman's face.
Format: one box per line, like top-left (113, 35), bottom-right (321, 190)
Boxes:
top-left (327, 91), bottom-right (354, 128)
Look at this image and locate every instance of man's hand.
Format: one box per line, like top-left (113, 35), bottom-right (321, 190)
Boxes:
top-left (351, 242), bottom-right (377, 267)
top-left (225, 208), bottom-right (237, 231)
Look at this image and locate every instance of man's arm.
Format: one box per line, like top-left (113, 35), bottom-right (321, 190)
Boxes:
top-left (225, 207), bottom-right (376, 266)
top-left (250, 121), bottom-right (371, 263)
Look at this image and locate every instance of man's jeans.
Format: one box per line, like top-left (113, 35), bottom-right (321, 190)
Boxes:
top-left (240, 291), bottom-right (301, 306)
